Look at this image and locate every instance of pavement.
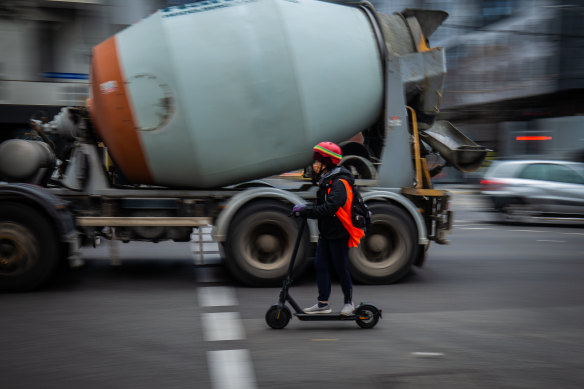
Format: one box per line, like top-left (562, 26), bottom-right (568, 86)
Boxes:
top-left (434, 183), bottom-right (481, 194)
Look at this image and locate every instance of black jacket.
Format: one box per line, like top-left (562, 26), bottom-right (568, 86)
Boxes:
top-left (303, 166), bottom-right (355, 240)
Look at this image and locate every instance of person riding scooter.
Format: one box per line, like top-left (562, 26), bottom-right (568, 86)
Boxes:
top-left (292, 141), bottom-right (365, 316)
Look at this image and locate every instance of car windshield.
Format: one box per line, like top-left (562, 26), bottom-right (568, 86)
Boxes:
top-left (571, 164), bottom-right (584, 175)
top-left (518, 163), bottom-right (584, 184)
top-left (486, 162), bottom-right (521, 178)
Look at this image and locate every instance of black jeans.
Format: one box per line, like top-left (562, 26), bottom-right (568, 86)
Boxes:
top-left (314, 237), bottom-right (352, 304)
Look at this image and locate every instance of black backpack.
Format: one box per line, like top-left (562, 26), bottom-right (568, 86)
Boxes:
top-left (326, 176), bottom-right (372, 231)
top-left (350, 185), bottom-right (372, 230)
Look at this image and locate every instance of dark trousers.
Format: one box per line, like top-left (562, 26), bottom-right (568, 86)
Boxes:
top-left (314, 237), bottom-right (352, 304)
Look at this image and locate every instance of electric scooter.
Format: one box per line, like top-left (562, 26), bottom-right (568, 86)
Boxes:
top-left (265, 217), bottom-right (382, 329)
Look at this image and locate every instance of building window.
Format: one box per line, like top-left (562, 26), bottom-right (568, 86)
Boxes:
top-left (479, 0), bottom-right (517, 26)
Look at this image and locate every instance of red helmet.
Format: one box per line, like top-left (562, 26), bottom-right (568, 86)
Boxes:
top-left (313, 141), bottom-right (342, 166)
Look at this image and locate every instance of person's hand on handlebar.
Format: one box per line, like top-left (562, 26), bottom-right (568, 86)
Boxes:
top-left (291, 204), bottom-right (309, 217)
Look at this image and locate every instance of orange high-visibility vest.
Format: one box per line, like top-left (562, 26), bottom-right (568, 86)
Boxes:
top-left (328, 179), bottom-right (365, 247)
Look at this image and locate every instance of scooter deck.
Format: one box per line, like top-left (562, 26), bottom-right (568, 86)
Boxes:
top-left (294, 313), bottom-right (357, 321)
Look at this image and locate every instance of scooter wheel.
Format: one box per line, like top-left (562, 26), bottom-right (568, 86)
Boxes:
top-left (355, 304), bottom-right (380, 329)
top-left (265, 305), bottom-right (291, 329)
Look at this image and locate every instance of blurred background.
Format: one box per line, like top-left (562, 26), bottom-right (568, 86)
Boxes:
top-left (1, 0), bottom-right (583, 183)
top-left (377, 0), bottom-right (584, 183)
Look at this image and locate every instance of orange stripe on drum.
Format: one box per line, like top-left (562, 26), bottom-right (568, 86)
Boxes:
top-left (89, 36), bottom-right (153, 184)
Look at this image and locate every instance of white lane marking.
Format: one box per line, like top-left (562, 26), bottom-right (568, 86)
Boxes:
top-left (411, 352), bottom-right (445, 358)
top-left (507, 230), bottom-right (545, 233)
top-left (458, 227), bottom-right (493, 230)
top-left (198, 287), bottom-right (238, 307)
top-left (561, 232), bottom-right (584, 236)
top-left (202, 312), bottom-right (245, 341)
top-left (537, 240), bottom-right (565, 243)
top-left (208, 349), bottom-right (257, 389)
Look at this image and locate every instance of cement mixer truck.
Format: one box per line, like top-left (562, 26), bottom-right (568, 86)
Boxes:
top-left (0, 0), bottom-right (489, 291)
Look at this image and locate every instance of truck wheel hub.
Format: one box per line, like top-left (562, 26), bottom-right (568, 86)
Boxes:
top-left (256, 234), bottom-right (278, 253)
top-left (0, 239), bottom-right (17, 265)
top-left (367, 234), bottom-right (388, 253)
top-left (0, 224), bottom-right (38, 276)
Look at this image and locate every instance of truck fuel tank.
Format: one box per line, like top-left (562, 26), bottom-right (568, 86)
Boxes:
top-left (0, 139), bottom-right (56, 184)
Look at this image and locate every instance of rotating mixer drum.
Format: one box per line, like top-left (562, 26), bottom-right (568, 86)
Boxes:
top-left (88, 0), bottom-right (384, 188)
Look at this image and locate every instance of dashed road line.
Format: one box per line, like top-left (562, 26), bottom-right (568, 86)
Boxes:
top-left (452, 223), bottom-right (584, 243)
top-left (198, 286), bottom-right (258, 389)
top-left (208, 349), bottom-right (257, 389)
top-left (506, 229), bottom-right (545, 233)
top-left (412, 352), bottom-right (445, 358)
top-left (198, 286), bottom-right (238, 307)
top-left (202, 312), bottom-right (246, 342)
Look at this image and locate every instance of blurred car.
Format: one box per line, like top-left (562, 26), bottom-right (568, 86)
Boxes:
top-left (480, 160), bottom-right (584, 221)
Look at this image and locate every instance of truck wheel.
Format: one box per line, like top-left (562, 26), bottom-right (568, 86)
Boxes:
top-left (0, 202), bottom-right (60, 292)
top-left (349, 203), bottom-right (418, 284)
top-left (225, 201), bottom-right (310, 286)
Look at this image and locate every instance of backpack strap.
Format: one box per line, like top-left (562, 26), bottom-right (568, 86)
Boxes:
top-left (331, 179), bottom-right (365, 247)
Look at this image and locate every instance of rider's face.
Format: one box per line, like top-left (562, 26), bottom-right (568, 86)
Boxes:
top-left (312, 160), bottom-right (325, 174)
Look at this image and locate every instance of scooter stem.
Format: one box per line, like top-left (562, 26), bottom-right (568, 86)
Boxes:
top-left (286, 217), bottom-right (307, 277)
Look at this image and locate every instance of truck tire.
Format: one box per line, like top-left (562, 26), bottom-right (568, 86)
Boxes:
top-left (349, 202), bottom-right (418, 284)
top-left (0, 202), bottom-right (60, 292)
top-left (225, 200), bottom-right (310, 286)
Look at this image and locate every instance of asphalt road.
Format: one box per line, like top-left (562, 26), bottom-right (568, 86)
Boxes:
top-left (1, 193), bottom-right (583, 388)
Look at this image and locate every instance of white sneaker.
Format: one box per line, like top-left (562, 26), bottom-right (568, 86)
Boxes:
top-left (304, 303), bottom-right (332, 314)
top-left (340, 303), bottom-right (355, 316)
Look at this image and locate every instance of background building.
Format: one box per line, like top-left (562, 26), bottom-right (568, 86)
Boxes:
top-left (374, 0), bottom-right (584, 170)
top-left (0, 0), bottom-right (164, 141)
